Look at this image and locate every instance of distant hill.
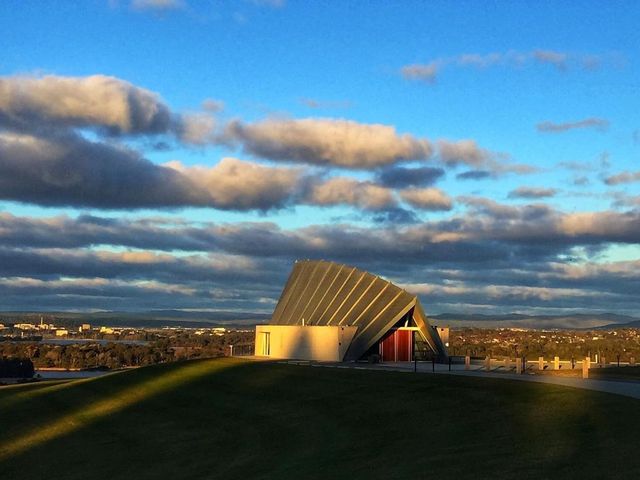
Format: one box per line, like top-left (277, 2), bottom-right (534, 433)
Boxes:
top-left (430, 313), bottom-right (640, 330)
top-left (2, 310), bottom-right (639, 330)
top-left (598, 319), bottom-right (640, 330)
top-left (0, 310), bottom-right (271, 329)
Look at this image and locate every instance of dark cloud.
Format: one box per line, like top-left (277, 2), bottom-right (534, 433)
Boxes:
top-left (2, 205), bottom-right (640, 313)
top-left (508, 187), bottom-right (558, 199)
top-left (376, 166), bottom-right (445, 188)
top-left (0, 131), bottom-right (303, 210)
top-left (456, 170), bottom-right (492, 180)
top-left (4, 206), bottom-right (640, 261)
top-left (371, 207), bottom-right (419, 225)
top-left (604, 171), bottom-right (640, 186)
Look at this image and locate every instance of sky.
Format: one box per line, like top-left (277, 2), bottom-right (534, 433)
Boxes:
top-left (0, 0), bottom-right (639, 317)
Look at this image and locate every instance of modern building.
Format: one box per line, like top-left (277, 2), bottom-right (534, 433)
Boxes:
top-left (255, 260), bottom-right (448, 362)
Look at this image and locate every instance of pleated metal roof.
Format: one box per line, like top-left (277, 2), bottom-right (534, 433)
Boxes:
top-left (270, 260), bottom-right (447, 361)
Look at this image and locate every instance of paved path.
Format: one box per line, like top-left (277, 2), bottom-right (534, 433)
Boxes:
top-left (301, 361), bottom-right (640, 400)
top-left (441, 369), bottom-right (640, 400)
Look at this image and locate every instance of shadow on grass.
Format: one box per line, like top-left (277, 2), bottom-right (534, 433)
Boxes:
top-left (0, 358), bottom-right (245, 461)
top-left (0, 358), bottom-right (639, 480)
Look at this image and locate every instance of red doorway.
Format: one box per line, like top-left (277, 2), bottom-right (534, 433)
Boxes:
top-left (379, 329), bottom-right (414, 362)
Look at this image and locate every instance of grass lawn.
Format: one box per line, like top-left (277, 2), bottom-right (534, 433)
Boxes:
top-left (1, 357), bottom-right (639, 480)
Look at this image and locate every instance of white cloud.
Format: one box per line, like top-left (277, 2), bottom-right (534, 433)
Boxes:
top-left (0, 74), bottom-right (172, 134)
top-left (306, 177), bottom-right (396, 210)
top-left (225, 117), bottom-right (433, 168)
top-left (399, 188), bottom-right (453, 211)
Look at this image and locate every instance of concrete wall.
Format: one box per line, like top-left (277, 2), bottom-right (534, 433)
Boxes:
top-left (255, 325), bottom-right (358, 362)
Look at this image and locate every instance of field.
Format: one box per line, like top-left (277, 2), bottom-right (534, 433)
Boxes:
top-left (1, 358), bottom-right (640, 480)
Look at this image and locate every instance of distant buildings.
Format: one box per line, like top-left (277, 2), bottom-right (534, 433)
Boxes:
top-left (14, 323), bottom-right (38, 330)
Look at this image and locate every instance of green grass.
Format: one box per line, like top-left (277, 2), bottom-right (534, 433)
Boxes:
top-left (1, 358), bottom-right (639, 480)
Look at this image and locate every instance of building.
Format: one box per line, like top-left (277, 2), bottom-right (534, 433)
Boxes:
top-left (14, 323), bottom-right (37, 330)
top-left (255, 260), bottom-right (448, 362)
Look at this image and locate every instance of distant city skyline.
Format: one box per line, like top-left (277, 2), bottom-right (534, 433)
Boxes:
top-left (0, 1), bottom-right (639, 317)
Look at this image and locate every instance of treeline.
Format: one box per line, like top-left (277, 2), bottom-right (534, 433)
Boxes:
top-left (450, 329), bottom-right (640, 360)
top-left (0, 331), bottom-right (254, 370)
top-left (0, 358), bottom-right (35, 378)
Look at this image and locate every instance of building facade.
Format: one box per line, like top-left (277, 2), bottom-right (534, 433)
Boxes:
top-left (255, 260), bottom-right (448, 362)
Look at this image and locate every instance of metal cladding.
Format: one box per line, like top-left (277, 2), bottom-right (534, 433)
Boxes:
top-left (270, 260), bottom-right (447, 361)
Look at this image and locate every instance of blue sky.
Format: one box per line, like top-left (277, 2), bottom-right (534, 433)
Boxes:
top-left (0, 0), bottom-right (639, 318)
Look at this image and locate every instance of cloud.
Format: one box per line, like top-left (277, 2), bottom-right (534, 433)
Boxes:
top-left (508, 187), bottom-right (558, 199)
top-left (457, 52), bottom-right (505, 68)
top-left (400, 62), bottom-right (439, 83)
top-left (299, 98), bottom-right (351, 110)
top-left (532, 49), bottom-right (568, 70)
top-left (177, 113), bottom-right (217, 145)
top-left (573, 176), bottom-right (590, 186)
top-left (399, 188), bottom-right (453, 211)
top-left (0, 74), bottom-right (223, 147)
top-left (435, 140), bottom-right (534, 176)
top-left (437, 139), bottom-right (492, 167)
top-left (456, 170), bottom-right (492, 180)
top-left (536, 117), bottom-right (609, 133)
top-left (166, 157), bottom-right (304, 210)
top-left (305, 177), bottom-right (396, 210)
top-left (401, 50), bottom-right (616, 84)
top-left (604, 171), bottom-right (640, 186)
top-left (224, 117), bottom-right (433, 168)
top-left (201, 98), bottom-right (225, 113)
top-left (0, 131), bottom-right (303, 210)
top-left (131, 0), bottom-right (185, 11)
top-left (375, 166), bottom-right (445, 188)
top-left (3, 206), bottom-right (640, 313)
top-left (371, 207), bottom-right (418, 225)
top-left (0, 75), bottom-right (173, 135)
top-left (4, 206), bottom-right (640, 260)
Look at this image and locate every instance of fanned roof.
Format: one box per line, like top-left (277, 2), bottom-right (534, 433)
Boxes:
top-left (270, 260), bottom-right (447, 361)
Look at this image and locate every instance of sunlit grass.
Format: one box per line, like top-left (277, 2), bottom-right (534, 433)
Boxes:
top-left (0, 359), bottom-right (236, 461)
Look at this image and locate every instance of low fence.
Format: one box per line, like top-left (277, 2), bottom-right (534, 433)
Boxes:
top-left (224, 344), bottom-right (254, 357)
top-left (463, 354), bottom-right (637, 378)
